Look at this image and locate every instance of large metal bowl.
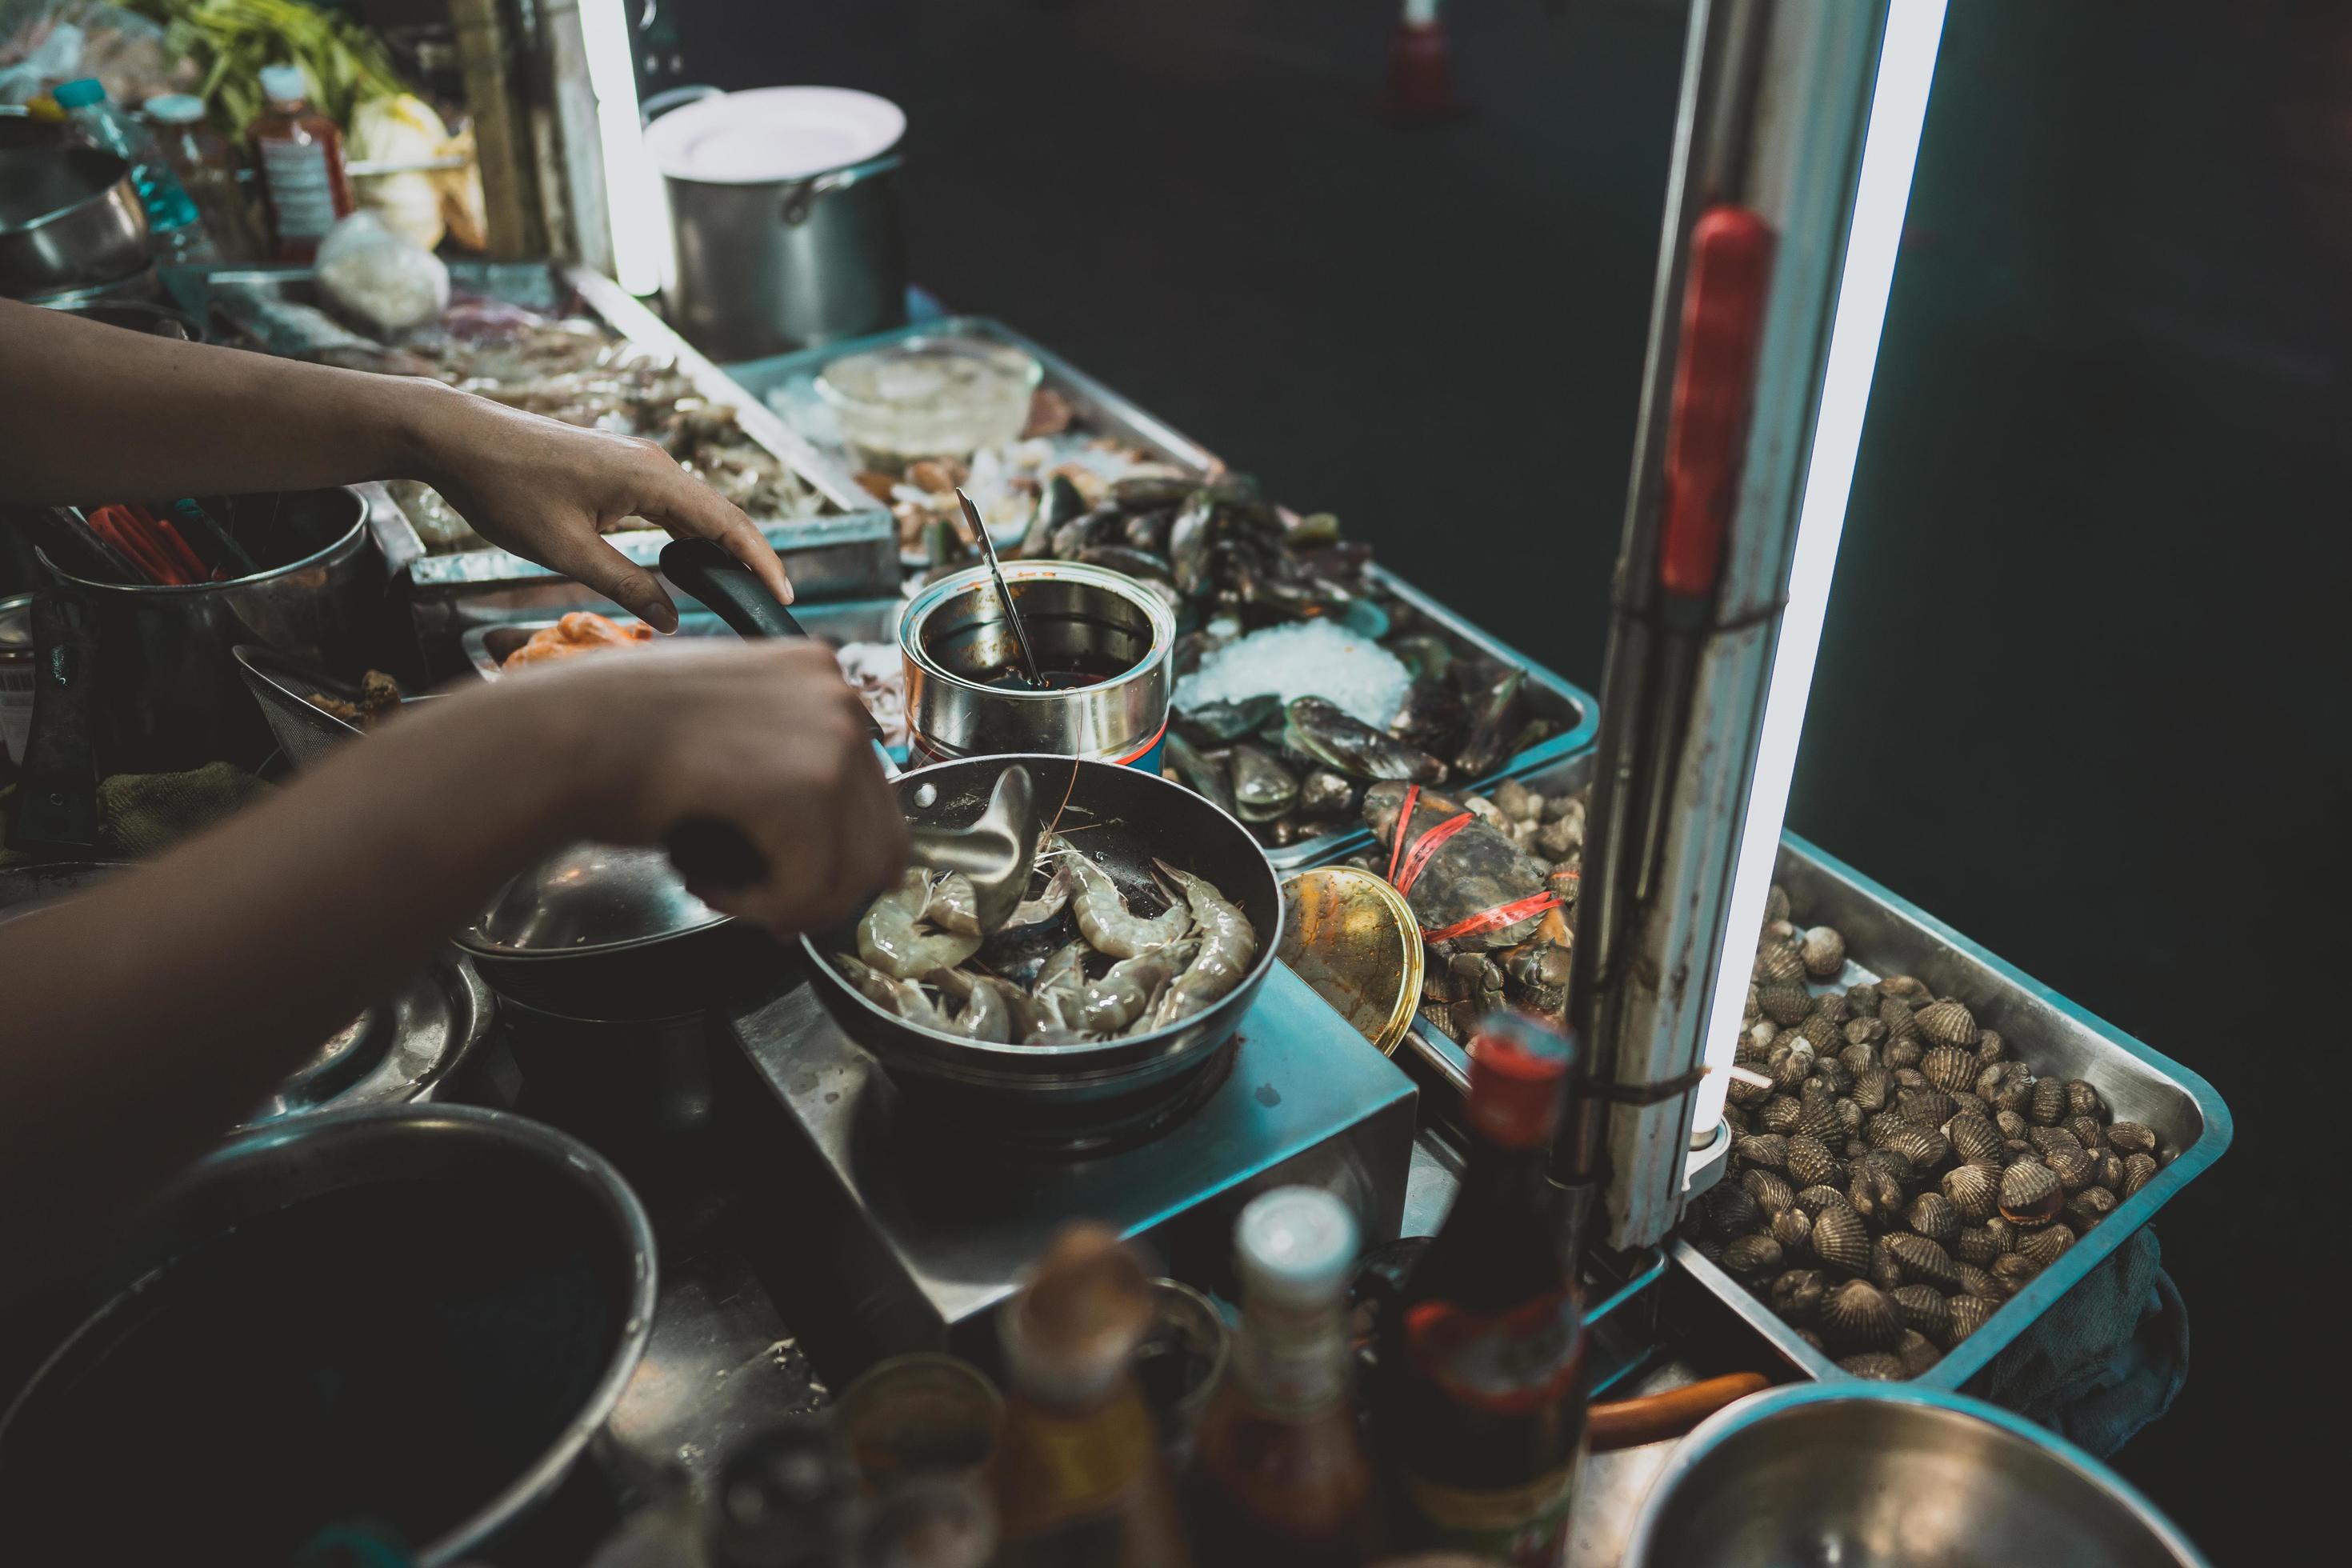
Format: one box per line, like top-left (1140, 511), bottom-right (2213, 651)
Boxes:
top-left (0, 130), bottom-right (150, 298)
top-left (0, 1106), bottom-right (658, 1566)
top-left (1624, 1383), bottom-right (2209, 1568)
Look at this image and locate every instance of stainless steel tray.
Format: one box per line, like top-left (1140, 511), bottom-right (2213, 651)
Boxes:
top-left (1423, 754), bottom-right (2226, 1386)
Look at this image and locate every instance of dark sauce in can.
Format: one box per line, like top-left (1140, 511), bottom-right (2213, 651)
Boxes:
top-left (970, 647), bottom-right (1141, 691)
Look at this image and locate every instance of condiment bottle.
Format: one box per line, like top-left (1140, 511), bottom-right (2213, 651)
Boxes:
top-left (992, 1222), bottom-right (1191, 1567)
top-left (144, 94), bottom-right (266, 262)
top-left (51, 77), bottom-right (208, 263)
top-left (1374, 1014), bottom-right (1588, 1566)
top-left (1186, 1186), bottom-right (1382, 1565)
top-left (248, 64), bottom-right (354, 262)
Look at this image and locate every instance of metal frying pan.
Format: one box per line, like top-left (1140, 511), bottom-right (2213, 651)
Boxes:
top-left (801, 751), bottom-right (1283, 1108)
top-left (658, 543), bottom-right (1283, 1110)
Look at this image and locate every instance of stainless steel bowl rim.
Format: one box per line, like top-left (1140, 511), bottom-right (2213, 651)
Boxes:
top-left (0, 146), bottom-right (133, 236)
top-left (799, 752), bottom-right (1282, 1064)
top-left (37, 488), bottom-right (370, 596)
top-left (0, 1103), bottom-right (658, 1568)
top-left (901, 560), bottom-right (1177, 702)
top-left (1623, 1382), bottom-right (2210, 1568)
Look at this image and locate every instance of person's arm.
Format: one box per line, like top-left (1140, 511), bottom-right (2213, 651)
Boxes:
top-left (0, 299), bottom-right (792, 629)
top-left (0, 641), bottom-right (906, 1306)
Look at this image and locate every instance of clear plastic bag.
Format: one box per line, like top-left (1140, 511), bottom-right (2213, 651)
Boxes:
top-left (0, 0), bottom-right (187, 106)
top-left (314, 210), bottom-right (450, 337)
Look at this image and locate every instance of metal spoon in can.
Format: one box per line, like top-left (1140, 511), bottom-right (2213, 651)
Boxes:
top-left (957, 486), bottom-right (1044, 690)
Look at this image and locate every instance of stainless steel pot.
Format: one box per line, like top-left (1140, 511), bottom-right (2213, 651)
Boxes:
top-left (648, 87), bottom-right (909, 358)
top-left (1623, 1383), bottom-right (2210, 1568)
top-left (0, 1105), bottom-right (659, 1566)
top-left (38, 486), bottom-right (390, 770)
top-left (0, 128), bottom-right (152, 299)
top-left (902, 562), bottom-right (1177, 769)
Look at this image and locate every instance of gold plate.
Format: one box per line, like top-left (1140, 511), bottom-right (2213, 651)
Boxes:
top-left (1277, 866), bottom-right (1422, 1057)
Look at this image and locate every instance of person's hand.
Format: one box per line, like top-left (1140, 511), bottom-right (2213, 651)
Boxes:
top-left (505, 640), bottom-right (906, 934)
top-left (407, 382), bottom-right (794, 632)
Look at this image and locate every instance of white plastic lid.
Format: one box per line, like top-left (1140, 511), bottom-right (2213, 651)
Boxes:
top-left (1234, 1187), bottom-right (1358, 1308)
top-left (643, 86), bottom-right (905, 184)
top-left (259, 65), bottom-right (307, 104)
top-left (145, 94), bottom-right (207, 124)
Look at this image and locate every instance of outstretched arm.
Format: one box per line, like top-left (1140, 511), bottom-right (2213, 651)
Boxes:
top-left (0, 298), bottom-right (794, 628)
top-left (0, 642), bottom-right (906, 1307)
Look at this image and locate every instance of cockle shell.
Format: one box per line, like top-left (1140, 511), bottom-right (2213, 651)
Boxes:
top-left (1772, 1206), bottom-right (1814, 1253)
top-left (1990, 1253), bottom-right (2042, 1297)
top-left (1906, 1191), bottom-right (1962, 1246)
top-left (2121, 1151), bottom-right (2158, 1198)
top-left (1879, 975), bottom-right (1931, 1006)
top-left (1948, 1115), bottom-right (2004, 1164)
top-left (1813, 992), bottom-right (1850, 1026)
top-left (2017, 1223), bottom-right (2076, 1270)
top-left (1879, 998), bottom-right (1919, 1043)
top-left (1975, 1028), bottom-right (2006, 1063)
top-left (1885, 1040), bottom-right (1924, 1070)
top-left (1765, 883), bottom-right (1790, 924)
top-left (1895, 1329), bottom-right (1943, 1378)
top-left (1941, 1162), bottom-right (2001, 1222)
top-left (1742, 1166), bottom-right (1797, 1215)
top-left (1798, 1082), bottom-right (1844, 1142)
top-left (1947, 1294), bottom-right (1998, 1346)
top-left (1995, 1109), bottom-right (2029, 1141)
top-left (1738, 1019), bottom-right (1777, 1061)
top-left (1810, 1202), bottom-right (1872, 1275)
top-left (1848, 1162), bottom-right (1904, 1226)
top-left (1921, 1045), bottom-right (1979, 1097)
top-left (1870, 1238), bottom-right (1906, 1294)
top-left (1801, 926), bottom-right (1846, 978)
top-left (1760, 1095), bottom-right (1803, 1136)
top-left (1915, 998), bottom-right (1979, 1050)
top-left (1997, 1159), bottom-right (2064, 1226)
top-left (1786, 1135), bottom-right (1843, 1189)
top-left (1770, 1042), bottom-right (1816, 1093)
top-left (1840, 1351), bottom-right (1907, 1380)
top-left (2026, 1125), bottom-right (2082, 1159)
top-left (1794, 1183), bottom-right (1848, 1217)
top-left (1954, 1225), bottom-right (2001, 1267)
top-left (2065, 1186), bottom-right (2119, 1232)
top-left (1846, 981), bottom-right (1882, 1014)
top-left (2028, 1075), bottom-right (2068, 1127)
top-left (1897, 1085), bottom-right (1957, 1129)
top-left (1983, 1216), bottom-right (2017, 1254)
top-left (1797, 1012), bottom-right (1844, 1053)
top-left (1770, 1267), bottom-right (1827, 1320)
top-left (1947, 1090), bottom-right (1991, 1124)
top-left (1890, 1285), bottom-right (1951, 1343)
top-left (1722, 1233), bottom-right (1785, 1275)
top-left (1822, 1279), bottom-right (1903, 1350)
top-left (1886, 1126), bottom-right (1950, 1173)
top-left (1992, 1071), bottom-right (2034, 1116)
top-left (2066, 1079), bottom-right (2106, 1119)
top-left (2044, 1144), bottom-right (2096, 1194)
top-left (1815, 1058), bottom-right (1855, 1097)
top-left (1736, 1132), bottom-right (1790, 1170)
top-left (1706, 1186), bottom-right (1761, 1238)
top-left (1843, 1016), bottom-right (1887, 1049)
top-left (2066, 1114), bottom-right (2106, 1152)
top-left (2106, 1121), bottom-right (2158, 1157)
top-left (1754, 943), bottom-right (1806, 983)
top-left (1886, 1233), bottom-right (1964, 1293)
top-left (1954, 1262), bottom-right (2000, 1300)
top-left (2095, 1150), bottom-right (2126, 1193)
top-left (1758, 982), bottom-right (1814, 1026)
top-left (1851, 1066), bottom-right (1892, 1114)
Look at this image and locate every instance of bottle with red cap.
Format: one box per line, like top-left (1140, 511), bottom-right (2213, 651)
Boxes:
top-left (1374, 1013), bottom-right (1586, 1566)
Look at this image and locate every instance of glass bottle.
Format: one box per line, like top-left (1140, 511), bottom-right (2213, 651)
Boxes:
top-left (1186, 1186), bottom-right (1382, 1565)
top-left (50, 77), bottom-right (208, 262)
top-left (248, 64), bottom-right (354, 262)
top-left (992, 1222), bottom-right (1191, 1568)
top-left (1375, 1014), bottom-right (1588, 1566)
top-left (143, 94), bottom-right (265, 262)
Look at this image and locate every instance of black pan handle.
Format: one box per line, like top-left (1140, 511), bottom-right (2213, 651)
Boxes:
top-left (658, 538), bottom-right (810, 641)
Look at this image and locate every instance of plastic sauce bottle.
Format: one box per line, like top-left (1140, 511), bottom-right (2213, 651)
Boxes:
top-left (50, 77), bottom-right (208, 263)
top-left (248, 64), bottom-right (354, 262)
top-left (143, 95), bottom-right (264, 263)
top-left (1186, 1186), bottom-right (1384, 1565)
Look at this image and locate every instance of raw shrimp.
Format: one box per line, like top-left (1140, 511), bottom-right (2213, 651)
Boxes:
top-left (934, 967), bottom-right (1021, 1043)
top-left (838, 954), bottom-right (959, 1033)
top-left (925, 872), bottom-right (982, 936)
top-left (858, 869), bottom-right (982, 979)
top-left (1006, 862), bottom-right (1077, 928)
top-left (1150, 859), bottom-right (1259, 1026)
top-left (1027, 940), bottom-right (1093, 1034)
top-left (1062, 838), bottom-right (1192, 958)
top-left (1064, 943), bottom-right (1196, 1035)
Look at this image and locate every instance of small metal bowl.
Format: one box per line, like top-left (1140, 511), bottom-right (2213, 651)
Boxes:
top-left (1277, 866), bottom-right (1422, 1056)
top-left (1624, 1382), bottom-right (2209, 1568)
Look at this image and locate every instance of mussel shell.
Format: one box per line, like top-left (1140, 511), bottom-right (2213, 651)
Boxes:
top-left (1894, 1329), bottom-right (1942, 1378)
top-left (1801, 926), bottom-right (1846, 978)
top-left (1786, 1135), bottom-right (1844, 1190)
top-left (1810, 1203), bottom-right (1872, 1276)
top-left (1885, 1233), bottom-right (1964, 1293)
top-left (1742, 1167), bottom-right (1798, 1216)
top-left (1754, 943), bottom-right (1807, 983)
top-left (1294, 768), bottom-right (1359, 819)
top-left (1920, 1044), bottom-right (1979, 1097)
top-left (1997, 1159), bottom-right (2064, 1226)
top-left (1757, 982), bottom-right (1814, 1026)
top-left (1905, 1191), bottom-right (1962, 1246)
top-left (1286, 697), bottom-right (1446, 784)
top-left (2016, 1223), bottom-right (2076, 1270)
top-left (1226, 742), bottom-right (1300, 822)
top-left (1946, 1294), bottom-right (1999, 1346)
top-left (1770, 1266), bottom-right (1827, 1321)
top-left (2106, 1121), bottom-right (2158, 1157)
top-left (1940, 1162), bottom-right (2000, 1223)
top-left (2028, 1075), bottom-right (2068, 1126)
top-left (1721, 1233), bottom-right (1785, 1276)
top-left (1914, 998), bottom-right (1979, 1050)
top-left (1890, 1285), bottom-right (1951, 1344)
top-left (1839, 1350), bottom-right (1908, 1381)
top-left (1822, 1279), bottom-right (1904, 1350)
top-left (1735, 1132), bottom-right (1790, 1170)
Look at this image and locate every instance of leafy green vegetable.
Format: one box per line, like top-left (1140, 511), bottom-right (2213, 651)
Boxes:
top-left (127, 0), bottom-right (410, 135)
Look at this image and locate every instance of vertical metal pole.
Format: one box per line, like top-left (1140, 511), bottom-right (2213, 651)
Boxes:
top-left (1558, 0), bottom-right (1898, 1254)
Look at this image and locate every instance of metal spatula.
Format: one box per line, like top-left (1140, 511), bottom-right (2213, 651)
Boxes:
top-left (908, 764), bottom-right (1041, 931)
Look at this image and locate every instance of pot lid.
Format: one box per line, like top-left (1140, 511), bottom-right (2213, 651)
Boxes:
top-left (457, 841), bottom-right (729, 960)
top-left (644, 86), bottom-right (906, 184)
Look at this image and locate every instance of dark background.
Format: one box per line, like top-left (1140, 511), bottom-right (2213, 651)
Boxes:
top-left (673, 0), bottom-right (2344, 1553)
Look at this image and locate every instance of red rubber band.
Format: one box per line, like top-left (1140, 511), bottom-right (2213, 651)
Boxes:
top-left (1421, 890), bottom-right (1565, 945)
top-left (1385, 783), bottom-right (1422, 885)
top-left (1393, 810), bottom-right (1475, 900)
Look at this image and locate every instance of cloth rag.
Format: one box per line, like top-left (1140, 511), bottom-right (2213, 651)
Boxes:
top-left (1979, 1226), bottom-right (2187, 1457)
top-left (0, 762), bottom-right (267, 866)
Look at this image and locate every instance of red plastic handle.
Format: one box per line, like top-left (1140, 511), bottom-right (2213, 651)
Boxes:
top-left (1659, 205), bottom-right (1774, 599)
